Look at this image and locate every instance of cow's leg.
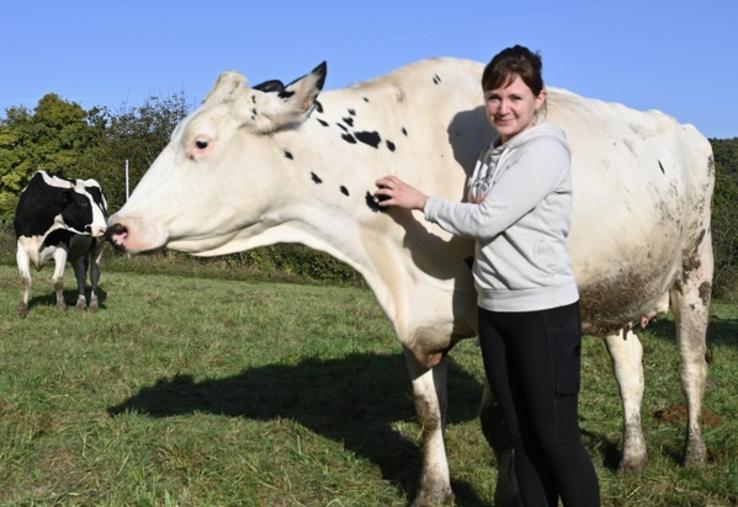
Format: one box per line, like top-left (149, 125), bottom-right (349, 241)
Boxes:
top-left (51, 248), bottom-right (68, 311)
top-left (479, 382), bottom-right (523, 507)
top-left (670, 259), bottom-right (712, 467)
top-left (403, 350), bottom-right (453, 506)
top-left (72, 256), bottom-right (88, 310)
top-left (605, 330), bottom-right (647, 471)
top-left (16, 244), bottom-right (32, 318)
top-left (88, 242), bottom-right (104, 312)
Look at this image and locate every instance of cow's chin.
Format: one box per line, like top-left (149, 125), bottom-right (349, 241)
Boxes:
top-left (165, 233), bottom-right (240, 256)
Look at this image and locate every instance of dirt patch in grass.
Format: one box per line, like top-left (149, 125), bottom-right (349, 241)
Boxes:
top-left (653, 403), bottom-right (721, 428)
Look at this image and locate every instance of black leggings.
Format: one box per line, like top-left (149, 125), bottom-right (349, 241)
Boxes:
top-left (478, 301), bottom-right (600, 507)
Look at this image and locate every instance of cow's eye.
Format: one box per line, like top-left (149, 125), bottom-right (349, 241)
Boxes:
top-left (195, 139), bottom-right (209, 150)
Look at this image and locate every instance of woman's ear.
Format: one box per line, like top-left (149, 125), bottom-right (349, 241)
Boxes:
top-left (535, 89), bottom-right (547, 111)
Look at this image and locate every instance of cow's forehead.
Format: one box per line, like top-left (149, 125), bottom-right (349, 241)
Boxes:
top-left (173, 101), bottom-right (237, 142)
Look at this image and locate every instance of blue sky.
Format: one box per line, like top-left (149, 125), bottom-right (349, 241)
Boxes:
top-left (3, 1), bottom-right (736, 138)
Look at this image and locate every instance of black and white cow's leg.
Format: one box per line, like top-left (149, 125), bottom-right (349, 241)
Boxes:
top-left (16, 243), bottom-right (32, 318)
top-left (88, 241), bottom-right (104, 312)
top-left (72, 255), bottom-right (88, 310)
top-left (479, 382), bottom-right (523, 507)
top-left (51, 247), bottom-right (69, 311)
top-left (403, 350), bottom-right (454, 506)
top-left (670, 249), bottom-right (712, 467)
top-left (605, 330), bottom-right (648, 471)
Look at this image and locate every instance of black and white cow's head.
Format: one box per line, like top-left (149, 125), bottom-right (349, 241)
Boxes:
top-left (14, 171), bottom-right (108, 240)
top-left (108, 63), bottom-right (327, 254)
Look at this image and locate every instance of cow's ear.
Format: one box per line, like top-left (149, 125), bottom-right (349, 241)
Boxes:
top-left (203, 71), bottom-right (250, 106)
top-left (243, 61), bottom-right (327, 134)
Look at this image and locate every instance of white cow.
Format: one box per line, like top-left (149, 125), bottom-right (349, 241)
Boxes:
top-left (108, 58), bottom-right (713, 506)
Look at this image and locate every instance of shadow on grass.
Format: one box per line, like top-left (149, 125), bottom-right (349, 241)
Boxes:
top-left (580, 428), bottom-right (623, 472)
top-left (109, 352), bottom-right (493, 506)
top-left (645, 314), bottom-right (738, 350)
top-left (26, 286), bottom-right (108, 312)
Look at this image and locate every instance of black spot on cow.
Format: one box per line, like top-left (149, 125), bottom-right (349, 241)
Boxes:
top-left (317, 119), bottom-right (329, 127)
top-left (342, 117), bottom-right (354, 127)
top-left (278, 89), bottom-right (295, 100)
top-left (363, 97), bottom-right (370, 103)
top-left (464, 257), bottom-right (474, 269)
top-left (355, 131), bottom-right (381, 149)
top-left (314, 100), bottom-right (324, 113)
top-left (658, 160), bottom-right (665, 174)
top-left (365, 191), bottom-right (386, 213)
top-left (402, 127), bottom-right (408, 136)
top-left (386, 140), bottom-right (396, 152)
top-left (342, 134), bottom-right (357, 144)
top-left (340, 185), bottom-right (350, 196)
top-left (311, 172), bottom-right (323, 184)
top-left (251, 95), bottom-right (256, 104)
top-left (348, 108), bottom-right (356, 116)
top-left (284, 150), bottom-right (294, 160)
top-left (337, 123), bottom-right (349, 132)
top-left (432, 74), bottom-right (442, 85)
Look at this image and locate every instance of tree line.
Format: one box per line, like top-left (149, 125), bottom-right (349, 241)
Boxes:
top-left (1, 94), bottom-right (737, 295)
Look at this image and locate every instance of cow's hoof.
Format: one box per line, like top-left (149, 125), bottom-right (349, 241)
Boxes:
top-left (683, 438), bottom-right (707, 467)
top-left (618, 452), bottom-right (648, 472)
top-left (89, 300), bottom-right (99, 312)
top-left (75, 300), bottom-right (87, 311)
top-left (57, 302), bottom-right (67, 312)
top-left (17, 304), bottom-right (28, 318)
top-left (411, 487), bottom-right (454, 507)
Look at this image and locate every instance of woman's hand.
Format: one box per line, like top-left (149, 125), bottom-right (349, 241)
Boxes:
top-left (374, 175), bottom-right (428, 210)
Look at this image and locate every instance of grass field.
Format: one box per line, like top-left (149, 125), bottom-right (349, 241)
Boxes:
top-left (0, 262), bottom-right (736, 506)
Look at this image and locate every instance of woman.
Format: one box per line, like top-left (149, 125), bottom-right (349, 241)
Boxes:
top-left (374, 45), bottom-right (600, 507)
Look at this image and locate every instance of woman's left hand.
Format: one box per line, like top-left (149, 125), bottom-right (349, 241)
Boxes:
top-left (374, 175), bottom-right (428, 210)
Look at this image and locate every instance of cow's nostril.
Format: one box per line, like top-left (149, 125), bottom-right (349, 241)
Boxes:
top-left (105, 223), bottom-right (129, 249)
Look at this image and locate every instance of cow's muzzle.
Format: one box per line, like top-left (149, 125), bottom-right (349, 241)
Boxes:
top-left (105, 222), bottom-right (129, 251)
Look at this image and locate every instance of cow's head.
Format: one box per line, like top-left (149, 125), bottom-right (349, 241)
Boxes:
top-left (38, 172), bottom-right (108, 238)
top-left (108, 62), bottom-right (327, 254)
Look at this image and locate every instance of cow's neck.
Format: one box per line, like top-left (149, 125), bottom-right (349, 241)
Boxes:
top-left (258, 114), bottom-right (403, 318)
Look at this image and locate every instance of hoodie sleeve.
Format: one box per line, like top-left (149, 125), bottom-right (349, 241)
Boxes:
top-left (424, 137), bottom-right (570, 240)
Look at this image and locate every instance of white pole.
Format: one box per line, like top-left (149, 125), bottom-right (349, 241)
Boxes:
top-left (125, 159), bottom-right (130, 201)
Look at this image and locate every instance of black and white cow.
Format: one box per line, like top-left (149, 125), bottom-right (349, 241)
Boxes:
top-left (14, 170), bottom-right (109, 317)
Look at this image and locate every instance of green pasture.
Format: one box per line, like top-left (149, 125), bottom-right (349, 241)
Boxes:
top-left (0, 262), bottom-right (736, 506)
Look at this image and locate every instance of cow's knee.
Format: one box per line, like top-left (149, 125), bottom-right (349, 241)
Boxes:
top-left (54, 278), bottom-right (67, 310)
top-left (18, 275), bottom-right (31, 318)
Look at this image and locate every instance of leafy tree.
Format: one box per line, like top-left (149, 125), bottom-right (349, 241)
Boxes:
top-left (78, 93), bottom-right (190, 213)
top-left (0, 95), bottom-right (103, 223)
top-left (710, 137), bottom-right (738, 297)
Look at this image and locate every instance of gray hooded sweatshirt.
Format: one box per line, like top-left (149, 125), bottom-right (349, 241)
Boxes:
top-left (424, 121), bottom-right (579, 312)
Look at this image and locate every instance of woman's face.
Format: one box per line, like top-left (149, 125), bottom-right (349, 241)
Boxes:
top-left (484, 74), bottom-right (546, 143)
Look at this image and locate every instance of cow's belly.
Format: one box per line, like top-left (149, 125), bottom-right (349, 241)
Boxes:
top-left (68, 235), bottom-right (94, 259)
top-left (572, 229), bottom-right (680, 335)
